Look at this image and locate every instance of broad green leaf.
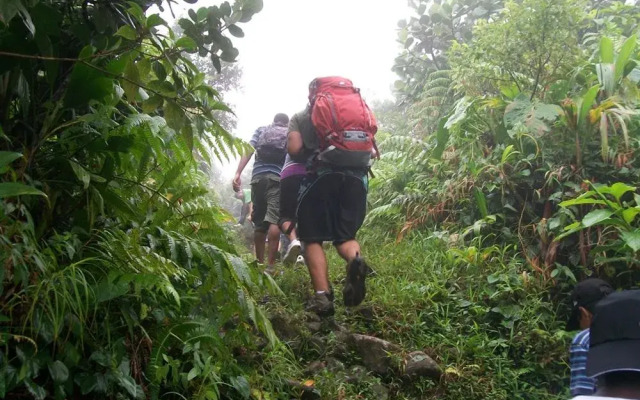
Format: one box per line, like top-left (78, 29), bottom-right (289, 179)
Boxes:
top-left (116, 374), bottom-right (140, 398)
top-left (0, 151), bottom-right (22, 169)
top-left (559, 198), bottom-right (606, 207)
top-left (25, 380), bottom-right (46, 400)
top-left (599, 111), bottom-right (609, 161)
top-left (122, 58), bottom-right (140, 103)
top-left (582, 209), bottom-right (613, 227)
top-left (65, 47), bottom-right (113, 107)
top-left (187, 366), bottom-right (200, 381)
top-left (504, 96), bottom-right (562, 135)
top-left (182, 124), bottom-right (194, 151)
top-left (48, 361), bottom-right (69, 383)
top-left (164, 100), bottom-right (186, 131)
top-left (608, 182), bottom-right (636, 202)
top-left (0, 182), bottom-right (47, 198)
top-left (142, 95), bottom-right (163, 113)
top-left (600, 36), bottom-right (614, 64)
top-left (577, 85), bottom-right (600, 130)
top-left (123, 59), bottom-right (141, 103)
top-left (70, 161), bottom-right (91, 189)
top-left (501, 145), bottom-right (519, 164)
top-left (210, 54), bottom-right (222, 73)
top-left (175, 37), bottom-right (197, 52)
top-left (432, 117), bottom-right (449, 160)
top-left (148, 80), bottom-right (177, 98)
top-left (0, 0), bottom-right (35, 35)
top-left (239, 0), bottom-right (263, 22)
top-left (115, 25), bottom-right (137, 41)
top-left (100, 188), bottom-right (137, 218)
top-left (596, 63), bottom-right (615, 96)
top-left (220, 47), bottom-right (239, 62)
top-left (616, 34), bottom-right (637, 80)
top-left (555, 221), bottom-right (582, 241)
top-left (230, 376), bottom-right (251, 399)
top-left (444, 97), bottom-right (472, 129)
top-left (146, 14), bottom-right (165, 28)
top-left (137, 58), bottom-right (151, 81)
top-left (622, 208), bottom-right (640, 224)
top-left (474, 187), bottom-right (488, 218)
top-left (228, 25), bottom-right (244, 38)
top-left (621, 231), bottom-right (640, 252)
top-left (152, 62), bottom-right (167, 81)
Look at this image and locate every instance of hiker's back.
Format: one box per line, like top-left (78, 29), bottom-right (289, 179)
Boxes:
top-left (309, 77), bottom-right (377, 168)
top-left (254, 122), bottom-right (288, 166)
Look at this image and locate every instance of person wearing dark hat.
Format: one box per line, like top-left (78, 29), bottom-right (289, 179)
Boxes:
top-left (568, 278), bottom-right (614, 396)
top-left (572, 289), bottom-right (640, 399)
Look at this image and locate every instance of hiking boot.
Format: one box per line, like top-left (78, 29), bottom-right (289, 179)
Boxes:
top-left (283, 239), bottom-right (302, 266)
top-left (343, 257), bottom-right (369, 307)
top-left (305, 292), bottom-right (335, 317)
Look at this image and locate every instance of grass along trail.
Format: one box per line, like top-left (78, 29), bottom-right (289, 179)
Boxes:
top-left (250, 230), bottom-right (571, 399)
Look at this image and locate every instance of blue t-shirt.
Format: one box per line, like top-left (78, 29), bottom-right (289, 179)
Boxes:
top-left (249, 125), bottom-right (284, 179)
top-left (570, 329), bottom-right (595, 396)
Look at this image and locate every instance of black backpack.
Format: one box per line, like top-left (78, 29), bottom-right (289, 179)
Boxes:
top-left (254, 123), bottom-right (288, 165)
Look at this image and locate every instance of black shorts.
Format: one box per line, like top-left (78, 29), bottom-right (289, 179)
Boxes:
top-left (297, 171), bottom-right (368, 243)
top-left (279, 174), bottom-right (305, 229)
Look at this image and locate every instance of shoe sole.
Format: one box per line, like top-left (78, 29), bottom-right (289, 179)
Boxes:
top-left (283, 243), bottom-right (302, 266)
top-left (343, 259), bottom-right (367, 307)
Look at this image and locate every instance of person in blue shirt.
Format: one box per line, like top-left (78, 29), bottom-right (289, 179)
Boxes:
top-left (567, 278), bottom-right (614, 396)
top-left (572, 290), bottom-right (640, 400)
top-left (233, 113), bottom-right (288, 271)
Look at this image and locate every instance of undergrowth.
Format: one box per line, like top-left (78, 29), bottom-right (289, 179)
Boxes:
top-left (257, 228), bottom-right (572, 399)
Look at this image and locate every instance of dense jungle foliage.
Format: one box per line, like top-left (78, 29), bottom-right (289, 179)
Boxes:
top-left (2, 0), bottom-right (640, 399)
top-left (373, 0), bottom-right (640, 284)
top-left (0, 1), bottom-right (282, 399)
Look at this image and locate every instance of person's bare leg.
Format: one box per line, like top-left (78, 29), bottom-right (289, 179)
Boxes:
top-left (266, 223), bottom-right (280, 266)
top-left (254, 231), bottom-right (266, 263)
top-left (335, 240), bottom-right (361, 263)
top-left (304, 242), bottom-right (330, 292)
top-left (281, 221), bottom-right (298, 241)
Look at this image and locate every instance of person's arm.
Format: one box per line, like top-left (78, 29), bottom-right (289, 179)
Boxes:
top-left (233, 130), bottom-right (259, 191)
top-left (569, 331), bottom-right (595, 396)
top-left (288, 130), bottom-right (303, 156)
top-left (232, 152), bottom-right (253, 192)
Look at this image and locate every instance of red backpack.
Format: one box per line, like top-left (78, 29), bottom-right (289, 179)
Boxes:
top-left (309, 77), bottom-right (378, 168)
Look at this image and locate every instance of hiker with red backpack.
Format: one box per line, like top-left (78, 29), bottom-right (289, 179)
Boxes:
top-left (288, 77), bottom-right (378, 316)
top-left (233, 113), bottom-right (289, 271)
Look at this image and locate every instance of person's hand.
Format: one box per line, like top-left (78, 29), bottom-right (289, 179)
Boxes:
top-left (232, 174), bottom-right (241, 192)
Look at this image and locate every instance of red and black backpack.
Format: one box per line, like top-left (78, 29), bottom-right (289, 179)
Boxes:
top-left (309, 77), bottom-right (378, 168)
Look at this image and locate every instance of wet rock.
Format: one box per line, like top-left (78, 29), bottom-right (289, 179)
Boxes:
top-left (331, 331), bottom-right (351, 359)
top-left (325, 357), bottom-right (345, 372)
top-left (304, 312), bottom-right (321, 323)
top-left (402, 351), bottom-right (441, 380)
top-left (325, 318), bottom-right (348, 332)
top-left (344, 365), bottom-right (368, 384)
top-left (306, 321), bottom-right (322, 333)
top-left (306, 335), bottom-right (326, 356)
top-left (370, 383), bottom-right (389, 400)
top-left (355, 305), bottom-right (376, 321)
top-left (269, 313), bottom-right (302, 341)
top-left (303, 360), bottom-right (326, 375)
top-left (346, 334), bottom-right (401, 375)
